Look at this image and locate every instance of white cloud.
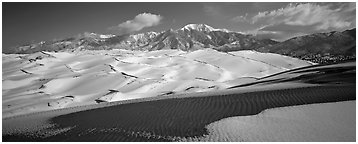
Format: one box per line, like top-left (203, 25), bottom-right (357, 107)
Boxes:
top-left (251, 3), bottom-right (355, 31)
top-left (233, 3), bottom-right (356, 41)
top-left (232, 13), bottom-right (249, 23)
top-left (110, 13), bottom-right (163, 34)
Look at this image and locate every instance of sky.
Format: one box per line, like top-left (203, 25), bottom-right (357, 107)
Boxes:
top-left (3, 2), bottom-right (356, 51)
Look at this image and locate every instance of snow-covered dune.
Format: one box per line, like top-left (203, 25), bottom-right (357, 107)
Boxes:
top-left (2, 49), bottom-right (312, 117)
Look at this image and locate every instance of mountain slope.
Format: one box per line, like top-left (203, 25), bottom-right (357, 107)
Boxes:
top-left (255, 28), bottom-right (356, 63)
top-left (6, 24), bottom-right (277, 54)
top-left (4, 24), bottom-right (356, 64)
top-left (137, 24), bottom-right (278, 52)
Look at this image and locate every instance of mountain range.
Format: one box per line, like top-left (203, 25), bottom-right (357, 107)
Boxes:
top-left (6, 24), bottom-right (356, 64)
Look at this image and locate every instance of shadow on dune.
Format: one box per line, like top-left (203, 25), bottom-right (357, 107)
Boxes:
top-left (229, 62), bottom-right (356, 89)
top-left (4, 85), bottom-right (355, 142)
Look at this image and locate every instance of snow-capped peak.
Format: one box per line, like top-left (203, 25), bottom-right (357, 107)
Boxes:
top-left (83, 32), bottom-right (115, 39)
top-left (181, 24), bottom-right (215, 31)
top-left (99, 34), bottom-right (115, 39)
top-left (130, 31), bottom-right (159, 41)
top-left (180, 24), bottom-right (231, 33)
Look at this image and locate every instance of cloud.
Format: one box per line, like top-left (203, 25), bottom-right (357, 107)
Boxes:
top-left (252, 3), bottom-right (355, 30)
top-left (232, 13), bottom-right (249, 23)
top-left (233, 2), bottom-right (356, 41)
top-left (109, 13), bottom-right (163, 34)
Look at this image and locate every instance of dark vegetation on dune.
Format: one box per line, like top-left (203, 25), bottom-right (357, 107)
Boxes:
top-left (3, 62), bottom-right (356, 142)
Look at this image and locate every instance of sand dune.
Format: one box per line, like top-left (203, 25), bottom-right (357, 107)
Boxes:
top-left (190, 101), bottom-right (355, 142)
top-left (229, 50), bottom-right (314, 69)
top-left (3, 84), bottom-right (355, 141)
top-left (2, 49), bottom-right (311, 117)
top-left (228, 61), bottom-right (356, 88)
top-left (2, 61), bottom-right (355, 141)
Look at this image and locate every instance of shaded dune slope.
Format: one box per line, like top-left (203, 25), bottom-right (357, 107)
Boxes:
top-left (3, 84), bottom-right (355, 142)
top-left (229, 62), bottom-right (355, 88)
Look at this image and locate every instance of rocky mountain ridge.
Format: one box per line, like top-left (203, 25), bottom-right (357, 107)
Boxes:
top-left (5, 24), bottom-right (356, 64)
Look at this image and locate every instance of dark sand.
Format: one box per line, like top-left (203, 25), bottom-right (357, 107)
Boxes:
top-left (3, 85), bottom-right (355, 142)
top-left (229, 62), bottom-right (355, 88)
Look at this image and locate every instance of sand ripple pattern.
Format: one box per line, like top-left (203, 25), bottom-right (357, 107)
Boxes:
top-left (3, 85), bottom-right (355, 142)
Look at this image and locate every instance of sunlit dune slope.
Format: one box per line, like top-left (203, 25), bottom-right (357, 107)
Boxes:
top-left (2, 62), bottom-right (355, 142)
top-left (2, 49), bottom-right (312, 117)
